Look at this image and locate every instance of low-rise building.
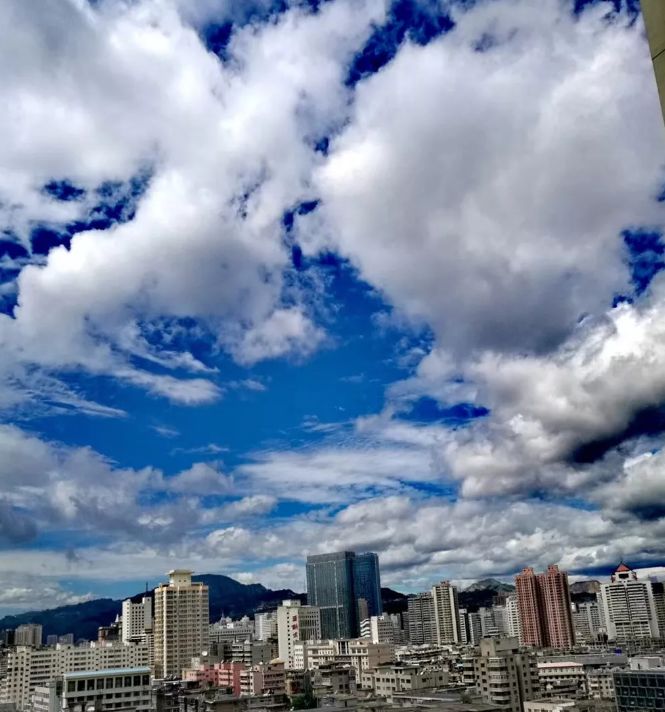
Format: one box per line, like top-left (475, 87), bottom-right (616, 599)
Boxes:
top-left (0, 642), bottom-right (150, 711)
top-left (61, 667), bottom-right (152, 711)
top-left (361, 663), bottom-right (449, 700)
top-left (614, 666), bottom-right (665, 712)
top-left (466, 637), bottom-right (540, 712)
top-left (182, 660), bottom-right (246, 695)
top-left (586, 669), bottom-right (616, 700)
top-left (524, 699), bottom-right (577, 712)
top-left (239, 660), bottom-right (286, 696)
top-left (537, 662), bottom-right (587, 698)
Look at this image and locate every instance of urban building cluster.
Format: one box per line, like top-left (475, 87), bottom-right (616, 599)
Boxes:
top-left (1, 559), bottom-right (665, 712)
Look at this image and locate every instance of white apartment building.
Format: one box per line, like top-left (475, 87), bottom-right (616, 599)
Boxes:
top-left (431, 581), bottom-right (460, 644)
top-left (15, 624), bottom-right (43, 648)
top-left (361, 664), bottom-right (449, 699)
top-left (276, 600), bottom-right (321, 669)
top-left (254, 612), bottom-right (277, 641)
top-left (121, 596), bottom-right (152, 643)
top-left (600, 564), bottom-right (660, 642)
top-left (572, 601), bottom-right (603, 643)
top-left (153, 570), bottom-right (209, 678)
top-left (0, 642), bottom-right (149, 711)
top-left (505, 595), bottom-right (522, 640)
top-left (360, 615), bottom-right (395, 644)
top-left (537, 661), bottom-right (587, 698)
top-left (292, 638), bottom-right (394, 678)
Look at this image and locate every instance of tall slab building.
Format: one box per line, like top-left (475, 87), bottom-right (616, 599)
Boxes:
top-left (354, 552), bottom-right (383, 619)
top-left (515, 564), bottom-right (575, 649)
top-left (153, 570), bottom-right (209, 678)
top-left (306, 551), bottom-right (382, 638)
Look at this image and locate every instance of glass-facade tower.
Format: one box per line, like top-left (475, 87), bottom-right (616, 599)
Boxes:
top-left (353, 552), bottom-right (382, 618)
top-left (306, 551), bottom-right (382, 638)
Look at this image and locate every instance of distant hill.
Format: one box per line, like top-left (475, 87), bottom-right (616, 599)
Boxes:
top-left (570, 580), bottom-right (600, 595)
top-left (465, 578), bottom-right (515, 593)
top-left (0, 574), bottom-right (304, 641)
top-left (381, 587), bottom-right (409, 614)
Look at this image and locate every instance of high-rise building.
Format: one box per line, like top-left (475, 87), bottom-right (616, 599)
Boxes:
top-left (572, 601), bottom-right (603, 643)
top-left (599, 563), bottom-right (660, 642)
top-left (516, 567), bottom-right (545, 647)
top-left (515, 565), bottom-right (574, 649)
top-left (407, 592), bottom-right (436, 645)
top-left (468, 611), bottom-right (483, 645)
top-left (276, 600), bottom-right (321, 669)
top-left (505, 594), bottom-right (522, 640)
top-left (306, 551), bottom-right (361, 638)
top-left (431, 581), bottom-right (461, 644)
top-left (153, 570), bottom-right (209, 678)
top-left (14, 624), bottom-right (43, 648)
top-left (464, 637), bottom-right (540, 712)
top-left (649, 581), bottom-right (665, 638)
top-left (539, 564), bottom-right (575, 649)
top-left (353, 553), bottom-right (382, 618)
top-left (458, 608), bottom-right (470, 644)
top-left (122, 596), bottom-right (152, 643)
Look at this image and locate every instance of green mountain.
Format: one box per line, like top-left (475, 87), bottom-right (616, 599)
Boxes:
top-left (0, 575), bottom-right (304, 641)
top-left (464, 578), bottom-right (515, 593)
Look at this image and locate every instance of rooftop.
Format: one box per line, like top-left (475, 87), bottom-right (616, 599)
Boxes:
top-left (64, 667), bottom-right (150, 678)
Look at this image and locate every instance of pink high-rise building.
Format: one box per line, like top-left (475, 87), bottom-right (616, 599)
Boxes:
top-left (515, 564), bottom-right (575, 649)
top-left (515, 567), bottom-right (545, 647)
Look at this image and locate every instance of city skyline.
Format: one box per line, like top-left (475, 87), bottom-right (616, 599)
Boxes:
top-left (1, 0), bottom-right (665, 614)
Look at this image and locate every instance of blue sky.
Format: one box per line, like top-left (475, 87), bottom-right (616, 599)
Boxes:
top-left (1, 0), bottom-right (665, 613)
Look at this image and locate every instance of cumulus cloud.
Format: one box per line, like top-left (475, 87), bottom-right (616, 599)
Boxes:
top-left (307, 0), bottom-right (664, 355)
top-left (0, 0), bottom-right (385, 407)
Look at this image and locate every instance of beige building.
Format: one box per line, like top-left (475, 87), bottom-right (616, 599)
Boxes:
top-left (292, 638), bottom-right (394, 678)
top-left (361, 663), bottom-right (449, 700)
top-left (239, 660), bottom-right (286, 696)
top-left (0, 642), bottom-right (149, 711)
top-left (599, 564), bottom-right (659, 642)
top-left (524, 700), bottom-right (577, 712)
top-left (431, 581), bottom-right (461, 645)
top-left (153, 569), bottom-right (209, 678)
top-left (276, 600), bottom-right (321, 669)
top-left (465, 637), bottom-right (540, 712)
top-left (122, 596), bottom-right (152, 643)
top-left (642, 0), bottom-right (665, 125)
top-left (14, 624), bottom-right (43, 648)
top-left (586, 669), bottom-right (616, 701)
top-left (537, 661), bottom-right (587, 698)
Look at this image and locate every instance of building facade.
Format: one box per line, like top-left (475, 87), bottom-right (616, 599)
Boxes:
top-left (353, 552), bottom-right (383, 619)
top-left (122, 596), bottom-right (152, 644)
top-left (466, 637), bottom-right (541, 712)
top-left (153, 570), bottom-right (209, 678)
top-left (600, 564), bottom-right (660, 642)
top-left (516, 565), bottom-right (575, 649)
top-left (306, 552), bottom-right (357, 639)
top-left (60, 667), bottom-right (152, 711)
top-left (431, 581), bottom-right (461, 644)
top-left (276, 600), bottom-right (321, 669)
top-left (0, 642), bottom-right (150, 711)
top-left (14, 624), bottom-right (43, 648)
top-left (407, 592), bottom-right (436, 645)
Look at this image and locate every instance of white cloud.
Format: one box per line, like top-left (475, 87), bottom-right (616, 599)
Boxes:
top-left (0, 0), bottom-right (385, 406)
top-left (306, 0), bottom-right (664, 355)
